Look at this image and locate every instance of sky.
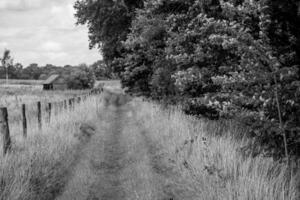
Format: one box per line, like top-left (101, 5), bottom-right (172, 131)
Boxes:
top-left (0, 0), bottom-right (102, 67)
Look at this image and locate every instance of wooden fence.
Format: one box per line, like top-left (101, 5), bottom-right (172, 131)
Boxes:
top-left (0, 88), bottom-right (103, 155)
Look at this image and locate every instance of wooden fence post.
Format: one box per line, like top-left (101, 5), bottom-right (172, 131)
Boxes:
top-left (22, 104), bottom-right (27, 138)
top-left (46, 103), bottom-right (52, 123)
top-left (68, 99), bottom-right (71, 110)
top-left (68, 99), bottom-right (73, 111)
top-left (37, 102), bottom-right (42, 130)
top-left (0, 107), bottom-right (11, 155)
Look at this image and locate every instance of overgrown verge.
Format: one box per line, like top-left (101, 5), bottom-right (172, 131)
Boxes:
top-left (0, 97), bottom-right (99, 200)
top-left (136, 100), bottom-right (299, 200)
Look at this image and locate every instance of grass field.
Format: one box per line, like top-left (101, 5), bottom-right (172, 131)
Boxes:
top-left (0, 85), bottom-right (88, 129)
top-left (0, 80), bottom-right (119, 124)
top-left (0, 79), bottom-right (44, 85)
top-left (0, 92), bottom-right (100, 199)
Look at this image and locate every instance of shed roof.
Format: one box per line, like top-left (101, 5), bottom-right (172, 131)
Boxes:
top-left (44, 74), bottom-right (60, 84)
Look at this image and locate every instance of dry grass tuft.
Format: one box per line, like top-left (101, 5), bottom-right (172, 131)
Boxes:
top-left (137, 100), bottom-right (299, 200)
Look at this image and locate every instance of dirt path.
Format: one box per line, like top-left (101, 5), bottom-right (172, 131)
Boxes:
top-left (56, 102), bottom-right (190, 200)
top-left (87, 108), bottom-right (127, 200)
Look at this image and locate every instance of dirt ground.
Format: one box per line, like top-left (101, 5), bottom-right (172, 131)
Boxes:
top-left (56, 94), bottom-right (194, 200)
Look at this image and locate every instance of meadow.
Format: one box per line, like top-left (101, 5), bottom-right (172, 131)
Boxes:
top-left (0, 84), bottom-right (90, 142)
top-left (0, 85), bottom-right (101, 200)
top-left (0, 79), bottom-right (44, 85)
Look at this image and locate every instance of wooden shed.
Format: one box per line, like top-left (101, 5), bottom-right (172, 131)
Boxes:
top-left (43, 74), bottom-right (67, 90)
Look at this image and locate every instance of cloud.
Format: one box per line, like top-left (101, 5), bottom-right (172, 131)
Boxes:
top-left (44, 52), bottom-right (69, 60)
top-left (0, 0), bottom-right (102, 67)
top-left (0, 42), bottom-right (9, 49)
top-left (49, 3), bottom-right (77, 28)
top-left (0, 0), bottom-right (43, 11)
top-left (41, 41), bottom-right (62, 52)
top-left (0, 0), bottom-right (68, 11)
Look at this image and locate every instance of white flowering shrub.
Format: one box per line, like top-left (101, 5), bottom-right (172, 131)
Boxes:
top-left (114, 0), bottom-right (300, 159)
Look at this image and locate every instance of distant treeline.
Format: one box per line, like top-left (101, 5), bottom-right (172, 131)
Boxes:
top-left (0, 60), bottom-right (111, 81)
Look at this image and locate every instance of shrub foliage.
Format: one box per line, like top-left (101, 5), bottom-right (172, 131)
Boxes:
top-left (67, 64), bottom-right (95, 90)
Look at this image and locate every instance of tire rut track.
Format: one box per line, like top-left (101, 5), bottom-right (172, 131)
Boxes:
top-left (87, 108), bottom-right (127, 200)
top-left (137, 123), bottom-right (197, 200)
top-left (57, 99), bottom-right (193, 200)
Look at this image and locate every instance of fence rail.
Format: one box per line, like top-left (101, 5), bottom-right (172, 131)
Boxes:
top-left (0, 87), bottom-right (103, 155)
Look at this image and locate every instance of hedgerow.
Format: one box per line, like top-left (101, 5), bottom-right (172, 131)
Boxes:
top-left (114, 0), bottom-right (300, 161)
top-left (75, 0), bottom-right (300, 160)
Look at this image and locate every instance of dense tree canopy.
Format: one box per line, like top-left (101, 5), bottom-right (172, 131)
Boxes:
top-left (75, 0), bottom-right (300, 159)
top-left (89, 60), bottom-right (112, 79)
top-left (74, 0), bottom-right (143, 70)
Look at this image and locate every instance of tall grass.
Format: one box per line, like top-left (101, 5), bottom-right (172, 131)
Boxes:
top-left (0, 95), bottom-right (100, 200)
top-left (0, 87), bottom-right (88, 124)
top-left (137, 101), bottom-right (299, 200)
top-left (0, 87), bottom-right (298, 199)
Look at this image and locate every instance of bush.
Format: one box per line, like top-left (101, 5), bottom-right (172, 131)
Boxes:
top-left (150, 60), bottom-right (178, 99)
top-left (67, 68), bottom-right (95, 90)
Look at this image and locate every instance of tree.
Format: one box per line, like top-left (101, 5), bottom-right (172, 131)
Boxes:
top-left (22, 63), bottom-right (42, 80)
top-left (115, 0), bottom-right (193, 96)
top-left (8, 63), bottom-right (23, 79)
top-left (0, 49), bottom-right (13, 84)
top-left (67, 64), bottom-right (95, 89)
top-left (265, 0), bottom-right (300, 71)
top-left (74, 0), bottom-right (143, 72)
top-left (89, 60), bottom-right (112, 80)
